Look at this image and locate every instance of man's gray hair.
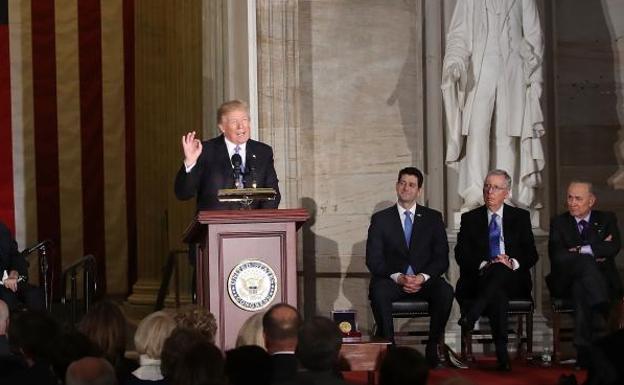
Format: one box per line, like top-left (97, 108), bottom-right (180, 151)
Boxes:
top-left (485, 169), bottom-right (512, 190)
top-left (569, 180), bottom-right (594, 195)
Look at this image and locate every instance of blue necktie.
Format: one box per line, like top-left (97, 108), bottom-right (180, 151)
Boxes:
top-left (404, 211), bottom-right (415, 275)
top-left (578, 219), bottom-right (589, 245)
top-left (489, 213), bottom-right (501, 259)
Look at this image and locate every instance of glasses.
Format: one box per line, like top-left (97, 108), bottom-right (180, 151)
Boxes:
top-left (483, 184), bottom-right (508, 193)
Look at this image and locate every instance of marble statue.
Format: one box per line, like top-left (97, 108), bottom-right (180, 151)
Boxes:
top-left (442, 0), bottom-right (545, 211)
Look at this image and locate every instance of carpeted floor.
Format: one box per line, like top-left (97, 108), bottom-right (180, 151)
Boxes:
top-left (342, 359), bottom-right (587, 385)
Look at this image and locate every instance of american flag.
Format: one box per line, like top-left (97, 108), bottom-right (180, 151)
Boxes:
top-left (0, 0), bottom-right (136, 295)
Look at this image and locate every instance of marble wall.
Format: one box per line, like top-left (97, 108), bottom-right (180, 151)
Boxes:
top-left (553, 0), bottom-right (624, 213)
top-left (258, 0), bottom-right (426, 329)
top-left (551, 0), bottom-right (624, 275)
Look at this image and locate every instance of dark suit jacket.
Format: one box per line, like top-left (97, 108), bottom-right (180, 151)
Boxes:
top-left (0, 222), bottom-right (27, 277)
top-left (366, 205), bottom-right (449, 283)
top-left (271, 353), bottom-right (298, 384)
top-left (174, 134), bottom-right (280, 210)
top-left (547, 210), bottom-right (622, 298)
top-left (455, 204), bottom-right (538, 301)
top-left (284, 370), bottom-right (348, 385)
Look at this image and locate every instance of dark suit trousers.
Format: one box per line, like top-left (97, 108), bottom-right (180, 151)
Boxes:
top-left (461, 263), bottom-right (518, 360)
top-left (557, 252), bottom-right (610, 347)
top-left (370, 276), bottom-right (453, 346)
top-left (0, 283), bottom-right (45, 312)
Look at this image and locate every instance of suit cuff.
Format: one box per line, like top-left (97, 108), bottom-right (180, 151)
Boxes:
top-left (580, 245), bottom-right (594, 256)
top-left (184, 162), bottom-right (196, 173)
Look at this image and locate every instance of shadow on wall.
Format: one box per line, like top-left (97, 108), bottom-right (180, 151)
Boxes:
top-left (348, 200), bottom-right (394, 334)
top-left (300, 197), bottom-right (339, 320)
top-left (386, 0), bottom-right (422, 166)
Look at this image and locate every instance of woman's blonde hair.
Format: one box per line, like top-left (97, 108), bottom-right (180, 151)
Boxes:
top-left (134, 311), bottom-right (176, 359)
top-left (173, 305), bottom-right (218, 343)
top-left (235, 311), bottom-right (266, 349)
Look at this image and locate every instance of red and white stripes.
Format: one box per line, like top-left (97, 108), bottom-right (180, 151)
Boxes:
top-left (1, 0), bottom-right (135, 295)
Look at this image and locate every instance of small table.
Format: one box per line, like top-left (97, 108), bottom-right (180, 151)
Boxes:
top-left (339, 337), bottom-right (391, 385)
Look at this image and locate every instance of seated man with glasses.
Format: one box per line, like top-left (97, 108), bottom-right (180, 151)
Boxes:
top-left (454, 169), bottom-right (539, 371)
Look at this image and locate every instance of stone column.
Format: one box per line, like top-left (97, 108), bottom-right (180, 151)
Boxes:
top-left (128, 0), bottom-right (202, 306)
top-left (256, 0), bottom-right (301, 210)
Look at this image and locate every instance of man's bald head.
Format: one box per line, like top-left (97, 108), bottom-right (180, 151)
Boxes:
top-left (66, 357), bottom-right (117, 385)
top-left (262, 303), bottom-right (301, 353)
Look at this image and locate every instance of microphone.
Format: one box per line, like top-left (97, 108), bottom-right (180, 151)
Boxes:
top-left (248, 153), bottom-right (258, 188)
top-left (22, 239), bottom-right (52, 256)
top-left (231, 153), bottom-right (243, 188)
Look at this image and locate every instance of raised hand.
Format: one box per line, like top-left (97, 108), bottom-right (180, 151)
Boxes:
top-left (182, 131), bottom-right (202, 166)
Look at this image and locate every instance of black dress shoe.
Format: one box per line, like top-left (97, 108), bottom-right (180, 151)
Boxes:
top-left (458, 316), bottom-right (474, 333)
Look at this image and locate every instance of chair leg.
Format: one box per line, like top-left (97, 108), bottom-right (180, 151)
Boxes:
top-left (516, 314), bottom-right (525, 359)
top-left (466, 330), bottom-right (474, 362)
top-left (461, 327), bottom-right (467, 360)
top-left (553, 311), bottom-right (561, 364)
top-left (527, 311), bottom-right (533, 357)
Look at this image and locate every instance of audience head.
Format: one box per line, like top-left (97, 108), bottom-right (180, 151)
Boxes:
top-left (225, 345), bottom-right (272, 385)
top-left (262, 303), bottom-right (301, 353)
top-left (169, 338), bottom-right (225, 385)
top-left (235, 311), bottom-right (266, 349)
top-left (379, 346), bottom-right (429, 385)
top-left (66, 356), bottom-right (118, 385)
top-left (173, 305), bottom-right (217, 343)
top-left (296, 316), bottom-right (342, 372)
top-left (483, 169), bottom-right (512, 212)
top-left (78, 300), bottom-right (128, 365)
top-left (567, 181), bottom-right (595, 219)
top-left (8, 310), bottom-right (60, 362)
top-left (51, 329), bottom-right (100, 382)
top-left (135, 310), bottom-right (176, 359)
top-left (0, 299), bottom-right (9, 335)
top-left (161, 327), bottom-right (207, 380)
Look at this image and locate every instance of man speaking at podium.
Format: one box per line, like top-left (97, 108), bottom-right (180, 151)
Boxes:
top-left (175, 100), bottom-right (280, 210)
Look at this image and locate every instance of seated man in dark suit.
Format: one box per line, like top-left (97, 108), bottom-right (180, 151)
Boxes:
top-left (174, 99), bottom-right (280, 210)
top-left (366, 167), bottom-right (454, 368)
top-left (547, 181), bottom-right (621, 367)
top-left (262, 303), bottom-right (301, 384)
top-left (0, 222), bottom-right (44, 312)
top-left (455, 169), bottom-right (538, 371)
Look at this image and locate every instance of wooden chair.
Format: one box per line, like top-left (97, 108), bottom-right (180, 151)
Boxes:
top-left (461, 299), bottom-right (534, 362)
top-left (551, 297), bottom-right (575, 364)
top-left (373, 298), bottom-right (440, 345)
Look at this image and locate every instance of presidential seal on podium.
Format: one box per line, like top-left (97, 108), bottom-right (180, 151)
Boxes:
top-left (228, 260), bottom-right (278, 311)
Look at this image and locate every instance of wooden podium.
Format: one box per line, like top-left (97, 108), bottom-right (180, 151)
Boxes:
top-left (183, 209), bottom-right (308, 349)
